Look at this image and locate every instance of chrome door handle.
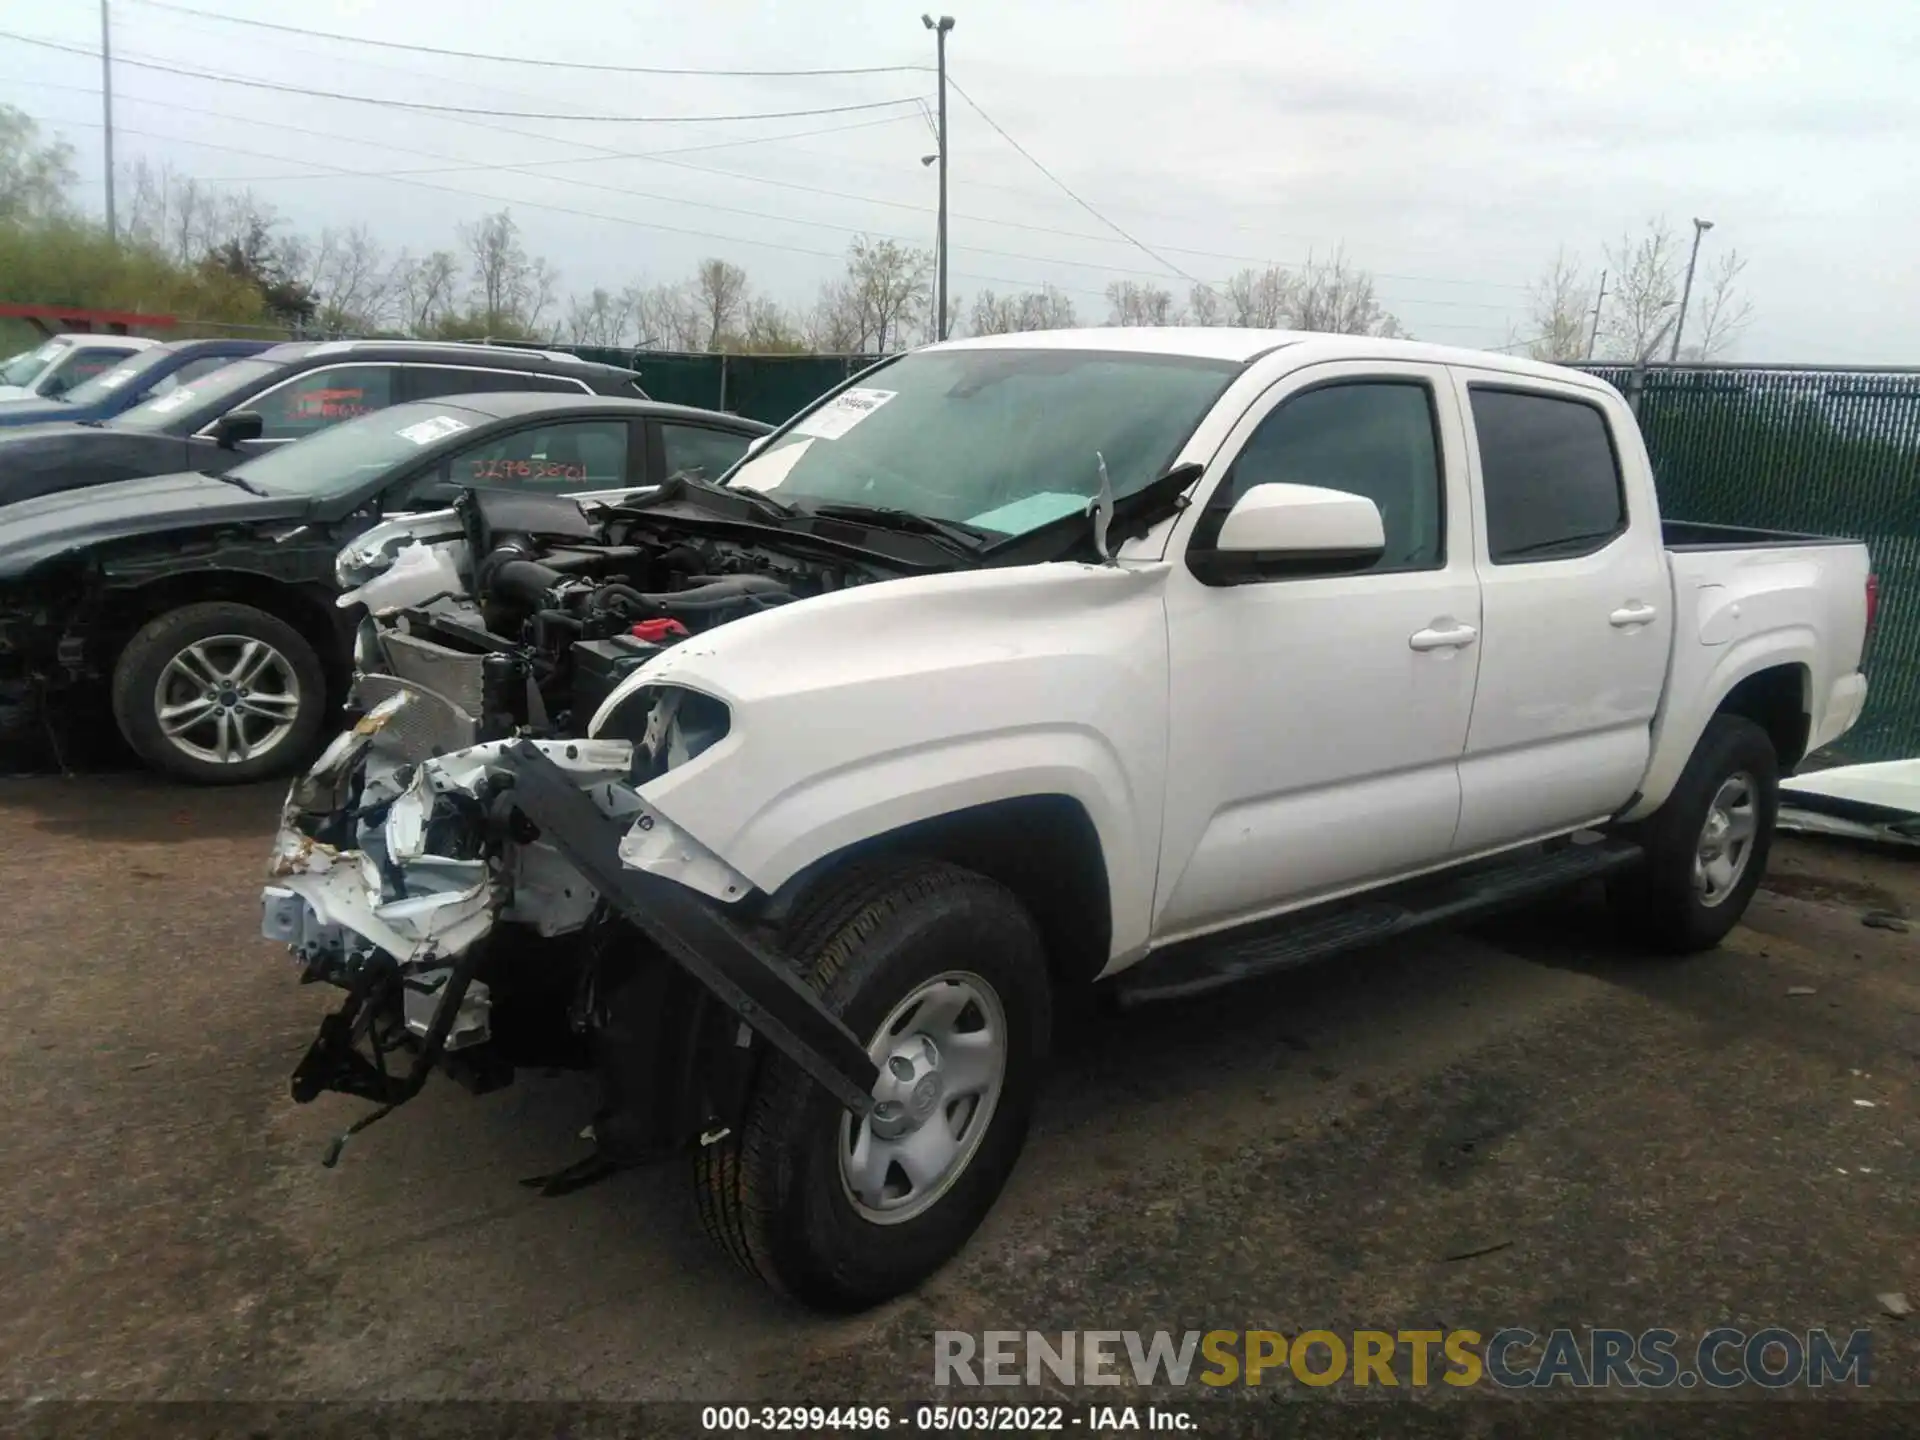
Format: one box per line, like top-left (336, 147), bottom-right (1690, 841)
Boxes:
top-left (1609, 603), bottom-right (1658, 628)
top-left (1409, 624), bottom-right (1478, 651)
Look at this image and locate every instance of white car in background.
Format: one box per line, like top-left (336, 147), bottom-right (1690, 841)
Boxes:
top-left (0, 333), bottom-right (157, 402)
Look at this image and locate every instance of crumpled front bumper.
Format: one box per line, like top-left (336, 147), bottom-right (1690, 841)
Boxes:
top-left (260, 693), bottom-right (638, 1121)
top-left (263, 693), bottom-right (883, 1154)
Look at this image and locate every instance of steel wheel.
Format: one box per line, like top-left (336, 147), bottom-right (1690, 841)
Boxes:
top-left (151, 634), bottom-right (303, 767)
top-left (1692, 771), bottom-right (1758, 907)
top-left (838, 971), bottom-right (1008, 1226)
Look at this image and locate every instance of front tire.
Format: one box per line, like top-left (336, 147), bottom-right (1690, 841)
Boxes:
top-left (695, 858), bottom-right (1051, 1311)
top-left (1608, 713), bottom-right (1779, 954)
top-left (111, 601), bottom-right (329, 786)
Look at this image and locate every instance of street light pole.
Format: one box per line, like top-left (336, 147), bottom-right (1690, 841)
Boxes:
top-left (1669, 217), bottom-right (1714, 363)
top-left (922, 14), bottom-right (954, 342)
top-left (101, 0), bottom-right (116, 241)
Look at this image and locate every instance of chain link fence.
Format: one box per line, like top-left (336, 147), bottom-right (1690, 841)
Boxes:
top-left (1585, 363), bottom-right (1919, 762)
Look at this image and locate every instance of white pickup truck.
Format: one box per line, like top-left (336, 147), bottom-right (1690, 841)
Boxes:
top-left (261, 329), bottom-right (1875, 1312)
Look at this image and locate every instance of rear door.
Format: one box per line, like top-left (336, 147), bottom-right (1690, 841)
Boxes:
top-left (1449, 371), bottom-right (1674, 853)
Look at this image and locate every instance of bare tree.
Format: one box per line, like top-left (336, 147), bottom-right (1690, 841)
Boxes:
top-left (565, 287), bottom-right (628, 348)
top-left (1185, 283), bottom-right (1225, 327)
top-left (455, 209), bottom-right (557, 336)
top-left (0, 106), bottom-right (75, 224)
top-left (738, 296), bottom-right (805, 352)
top-left (1683, 250), bottom-right (1754, 361)
top-left (1523, 248), bottom-right (1597, 362)
top-left (305, 224), bottom-right (393, 334)
top-left (621, 280), bottom-right (704, 350)
top-left (694, 258), bottom-right (750, 350)
top-left (1292, 249), bottom-right (1406, 336)
top-left (814, 237), bottom-right (932, 353)
top-left (970, 284), bottom-right (1078, 335)
top-left (1105, 280), bottom-right (1178, 326)
top-left (392, 250), bottom-right (460, 336)
top-left (1222, 265), bottom-right (1293, 327)
top-left (1600, 218), bottom-right (1685, 362)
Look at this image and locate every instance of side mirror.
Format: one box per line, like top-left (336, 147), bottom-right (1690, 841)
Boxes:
top-left (211, 410), bottom-right (265, 449)
top-left (1203, 482), bottom-right (1385, 578)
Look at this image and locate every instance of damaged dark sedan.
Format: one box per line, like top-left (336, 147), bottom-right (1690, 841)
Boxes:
top-left (0, 392), bottom-right (768, 783)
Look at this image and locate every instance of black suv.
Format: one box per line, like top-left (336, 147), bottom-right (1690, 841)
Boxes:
top-left (0, 340), bottom-right (650, 509)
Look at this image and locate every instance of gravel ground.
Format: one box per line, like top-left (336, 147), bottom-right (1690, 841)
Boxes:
top-left (1, 771), bottom-right (1914, 1437)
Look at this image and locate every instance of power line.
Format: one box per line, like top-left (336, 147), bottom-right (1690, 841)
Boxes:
top-left (10, 72), bottom-right (1525, 329)
top-left (944, 73), bottom-right (1202, 288)
top-left (128, 0), bottom-right (932, 78)
top-left (0, 31), bottom-right (928, 122)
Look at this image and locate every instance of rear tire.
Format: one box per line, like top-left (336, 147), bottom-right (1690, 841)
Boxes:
top-left (694, 857), bottom-right (1051, 1311)
top-left (1607, 714), bottom-right (1779, 954)
top-left (111, 601), bottom-right (328, 786)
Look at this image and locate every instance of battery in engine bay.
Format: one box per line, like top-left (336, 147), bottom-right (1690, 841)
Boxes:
top-left (570, 635), bottom-right (664, 722)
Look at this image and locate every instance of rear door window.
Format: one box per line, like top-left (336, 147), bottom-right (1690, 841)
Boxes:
top-left (250, 365), bottom-right (397, 441)
top-left (660, 422), bottom-right (756, 483)
top-left (452, 420), bottom-right (632, 494)
top-left (1470, 388), bottom-right (1626, 563)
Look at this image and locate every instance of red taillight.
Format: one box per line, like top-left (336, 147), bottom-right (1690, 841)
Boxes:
top-left (1864, 573), bottom-right (1879, 648)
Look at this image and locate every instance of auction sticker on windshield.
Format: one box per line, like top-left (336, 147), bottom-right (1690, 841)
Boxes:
top-left (94, 364), bottom-right (140, 391)
top-left (141, 387), bottom-right (197, 415)
top-left (397, 415), bottom-right (471, 445)
top-left (791, 387), bottom-right (896, 440)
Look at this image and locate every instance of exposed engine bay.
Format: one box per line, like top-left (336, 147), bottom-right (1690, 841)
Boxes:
top-left (334, 484), bottom-right (900, 766)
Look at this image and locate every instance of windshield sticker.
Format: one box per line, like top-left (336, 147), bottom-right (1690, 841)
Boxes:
top-left (142, 387), bottom-right (197, 415)
top-left (730, 437), bottom-right (813, 492)
top-left (790, 387), bottom-right (897, 441)
top-left (967, 492), bottom-right (1091, 534)
top-left (397, 414), bottom-right (471, 446)
top-left (94, 364), bottom-right (140, 391)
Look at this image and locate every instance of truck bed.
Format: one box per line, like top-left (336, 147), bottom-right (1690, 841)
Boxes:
top-left (1663, 519), bottom-right (1859, 551)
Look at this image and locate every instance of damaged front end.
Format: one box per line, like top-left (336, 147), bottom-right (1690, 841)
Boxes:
top-left (263, 486), bottom-right (884, 1178)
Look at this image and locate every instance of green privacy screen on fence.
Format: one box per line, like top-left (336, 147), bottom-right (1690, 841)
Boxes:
top-left (568, 347), bottom-right (1917, 764)
top-left (1584, 365), bottom-right (1920, 763)
top-left (571, 348), bottom-right (881, 425)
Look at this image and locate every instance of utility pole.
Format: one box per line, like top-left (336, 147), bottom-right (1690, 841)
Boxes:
top-left (101, 0), bottom-right (116, 241)
top-left (1585, 268), bottom-right (1607, 361)
top-left (922, 14), bottom-right (954, 341)
top-left (1669, 217), bottom-right (1714, 362)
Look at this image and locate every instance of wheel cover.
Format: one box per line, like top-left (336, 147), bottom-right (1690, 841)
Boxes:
top-left (151, 633), bottom-right (302, 767)
top-left (837, 971), bottom-right (1008, 1226)
top-left (1693, 771), bottom-right (1759, 908)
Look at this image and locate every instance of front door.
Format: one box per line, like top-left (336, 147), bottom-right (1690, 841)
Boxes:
top-left (1153, 361), bottom-right (1482, 942)
top-left (1448, 372), bottom-right (1674, 853)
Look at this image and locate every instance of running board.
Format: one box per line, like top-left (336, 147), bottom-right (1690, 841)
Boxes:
top-left (1113, 836), bottom-right (1644, 1008)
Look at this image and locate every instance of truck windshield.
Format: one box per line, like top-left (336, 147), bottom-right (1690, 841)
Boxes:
top-left (227, 400), bottom-right (488, 498)
top-left (60, 345), bottom-right (180, 406)
top-left (725, 348), bottom-right (1242, 537)
top-left (114, 357), bottom-right (283, 431)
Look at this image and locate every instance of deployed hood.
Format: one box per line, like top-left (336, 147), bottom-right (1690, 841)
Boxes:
top-left (0, 469), bottom-right (306, 578)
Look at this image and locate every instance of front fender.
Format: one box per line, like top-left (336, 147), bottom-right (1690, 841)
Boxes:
top-left (616, 562), bottom-right (1174, 964)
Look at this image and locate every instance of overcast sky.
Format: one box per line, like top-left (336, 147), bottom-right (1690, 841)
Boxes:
top-left (4, 0), bottom-right (1916, 360)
